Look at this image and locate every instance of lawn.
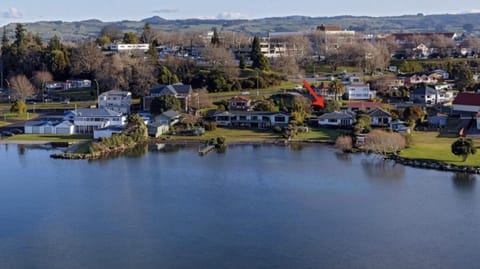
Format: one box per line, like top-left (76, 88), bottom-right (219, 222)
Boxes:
top-left (400, 131), bottom-right (480, 166)
top-left (168, 126), bottom-right (345, 143)
top-left (168, 127), bottom-right (280, 142)
top-left (0, 121), bottom-right (8, 127)
top-left (6, 134), bottom-right (91, 143)
top-left (294, 127), bottom-right (348, 142)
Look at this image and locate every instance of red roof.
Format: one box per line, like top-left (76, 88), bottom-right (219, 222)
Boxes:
top-left (229, 96), bottom-right (250, 102)
top-left (452, 93), bottom-right (480, 106)
top-left (347, 102), bottom-right (383, 109)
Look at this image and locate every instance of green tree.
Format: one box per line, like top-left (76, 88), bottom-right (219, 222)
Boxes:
top-left (96, 35), bottom-right (111, 48)
top-left (150, 95), bottom-right (181, 114)
top-left (126, 114), bottom-right (148, 141)
top-left (158, 66), bottom-right (178, 84)
top-left (10, 100), bottom-right (26, 115)
top-left (403, 105), bottom-right (424, 122)
top-left (251, 36), bottom-right (269, 70)
top-left (123, 32), bottom-right (140, 44)
top-left (328, 80), bottom-right (345, 101)
top-left (239, 56), bottom-right (246, 69)
top-left (451, 138), bottom-right (476, 162)
top-left (210, 28), bottom-right (220, 46)
top-left (354, 113), bottom-right (371, 134)
top-left (323, 100), bottom-right (341, 113)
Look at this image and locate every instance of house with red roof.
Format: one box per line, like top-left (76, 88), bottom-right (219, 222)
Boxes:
top-left (228, 96), bottom-right (251, 111)
top-left (452, 92), bottom-right (480, 118)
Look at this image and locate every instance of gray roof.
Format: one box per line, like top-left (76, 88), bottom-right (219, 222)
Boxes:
top-left (318, 111), bottom-right (354, 120)
top-left (161, 109), bottom-right (181, 119)
top-left (368, 108), bottom-right (391, 118)
top-left (214, 111), bottom-right (289, 117)
top-left (75, 108), bottom-right (123, 117)
top-left (150, 83), bottom-right (192, 96)
top-left (411, 87), bottom-right (436, 96)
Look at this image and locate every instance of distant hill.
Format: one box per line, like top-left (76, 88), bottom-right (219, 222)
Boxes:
top-left (3, 13), bottom-right (480, 42)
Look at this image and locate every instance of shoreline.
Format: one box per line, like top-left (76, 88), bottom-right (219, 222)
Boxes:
top-left (3, 138), bottom-right (479, 175)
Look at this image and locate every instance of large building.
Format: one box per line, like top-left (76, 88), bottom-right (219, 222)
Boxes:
top-left (98, 90), bottom-right (132, 114)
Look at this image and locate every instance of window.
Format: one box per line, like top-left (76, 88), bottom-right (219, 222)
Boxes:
top-left (274, 116), bottom-right (286, 122)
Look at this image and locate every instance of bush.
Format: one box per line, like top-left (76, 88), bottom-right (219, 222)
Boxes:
top-left (203, 121), bottom-right (217, 131)
top-left (10, 100), bottom-right (27, 115)
top-left (273, 125), bottom-right (282, 133)
top-left (335, 135), bottom-right (353, 153)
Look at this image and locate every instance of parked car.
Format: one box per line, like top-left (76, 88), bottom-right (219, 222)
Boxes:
top-left (1, 131), bottom-right (14, 137)
top-left (10, 128), bottom-right (23, 134)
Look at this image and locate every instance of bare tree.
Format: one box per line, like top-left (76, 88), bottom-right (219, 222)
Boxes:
top-left (70, 41), bottom-right (104, 77)
top-left (335, 135), bottom-right (353, 152)
top-left (96, 53), bottom-right (134, 91)
top-left (272, 54), bottom-right (302, 77)
top-left (9, 74), bottom-right (35, 101)
top-left (363, 129), bottom-right (407, 156)
top-left (191, 88), bottom-right (212, 110)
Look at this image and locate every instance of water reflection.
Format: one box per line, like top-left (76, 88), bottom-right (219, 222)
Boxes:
top-left (17, 144), bottom-right (26, 155)
top-left (361, 158), bottom-right (405, 180)
top-left (335, 152), bottom-right (352, 162)
top-left (452, 173), bottom-right (476, 190)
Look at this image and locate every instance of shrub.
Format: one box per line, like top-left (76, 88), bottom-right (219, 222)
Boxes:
top-left (335, 135), bottom-right (353, 153)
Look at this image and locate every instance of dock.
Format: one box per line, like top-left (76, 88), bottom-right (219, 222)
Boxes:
top-left (198, 144), bottom-right (215, 156)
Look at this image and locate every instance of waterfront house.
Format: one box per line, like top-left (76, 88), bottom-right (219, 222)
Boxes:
top-left (24, 119), bottom-right (75, 135)
top-left (147, 122), bottom-right (170, 138)
top-left (143, 83), bottom-right (193, 112)
top-left (154, 110), bottom-right (182, 126)
top-left (98, 90), bottom-right (132, 114)
top-left (73, 108), bottom-right (126, 134)
top-left (368, 108), bottom-right (392, 126)
top-left (214, 111), bottom-right (290, 129)
top-left (317, 111), bottom-right (354, 128)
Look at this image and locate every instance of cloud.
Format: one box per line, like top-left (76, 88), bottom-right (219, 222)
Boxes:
top-left (152, 8), bottom-right (180, 14)
top-left (216, 12), bottom-right (249, 20)
top-left (3, 7), bottom-right (23, 19)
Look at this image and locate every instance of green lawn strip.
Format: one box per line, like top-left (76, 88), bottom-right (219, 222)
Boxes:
top-left (167, 127), bottom-right (280, 142)
top-left (294, 127), bottom-right (349, 142)
top-left (399, 132), bottom-right (480, 166)
top-left (208, 81), bottom-right (297, 98)
top-left (0, 121), bottom-right (9, 127)
top-left (6, 134), bottom-right (91, 143)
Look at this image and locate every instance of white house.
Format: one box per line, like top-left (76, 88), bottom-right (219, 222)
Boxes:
top-left (108, 43), bottom-right (150, 52)
top-left (98, 90), bottom-right (132, 114)
top-left (24, 119), bottom-right (74, 135)
top-left (345, 83), bottom-right (375, 100)
top-left (73, 108), bottom-right (126, 134)
top-left (318, 111), bottom-right (354, 127)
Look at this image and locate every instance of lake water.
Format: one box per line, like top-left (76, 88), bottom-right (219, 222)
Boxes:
top-left (0, 143), bottom-right (479, 269)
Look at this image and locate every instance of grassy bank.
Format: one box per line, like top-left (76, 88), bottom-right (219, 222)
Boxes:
top-left (167, 127), bottom-right (345, 143)
top-left (400, 132), bottom-right (480, 166)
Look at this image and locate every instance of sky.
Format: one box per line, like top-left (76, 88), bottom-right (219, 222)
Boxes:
top-left (1, 0), bottom-right (480, 26)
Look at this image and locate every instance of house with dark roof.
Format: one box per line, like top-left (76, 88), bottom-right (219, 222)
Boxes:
top-left (143, 83), bottom-right (193, 112)
top-left (154, 110), bottom-right (182, 126)
top-left (318, 111), bottom-right (354, 128)
top-left (214, 111), bottom-right (290, 129)
top-left (368, 108), bottom-right (392, 126)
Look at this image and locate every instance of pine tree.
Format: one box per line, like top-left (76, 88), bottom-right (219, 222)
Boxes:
top-left (211, 28), bottom-right (220, 47)
top-left (251, 36), bottom-right (269, 70)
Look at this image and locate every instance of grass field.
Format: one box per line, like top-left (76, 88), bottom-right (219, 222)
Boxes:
top-left (294, 127), bottom-right (348, 142)
top-left (400, 131), bottom-right (480, 166)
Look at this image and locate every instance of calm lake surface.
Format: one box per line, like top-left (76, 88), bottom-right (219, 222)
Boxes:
top-left (0, 143), bottom-right (479, 269)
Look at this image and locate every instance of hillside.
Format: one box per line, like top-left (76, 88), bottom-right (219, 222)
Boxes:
top-left (3, 13), bottom-right (480, 42)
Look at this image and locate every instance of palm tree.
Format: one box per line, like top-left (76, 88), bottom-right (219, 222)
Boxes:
top-left (451, 138), bottom-right (476, 162)
top-left (328, 79), bottom-right (345, 101)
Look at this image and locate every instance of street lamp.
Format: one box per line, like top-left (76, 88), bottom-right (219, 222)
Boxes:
top-left (255, 69), bottom-right (259, 96)
top-left (93, 79), bottom-right (99, 104)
